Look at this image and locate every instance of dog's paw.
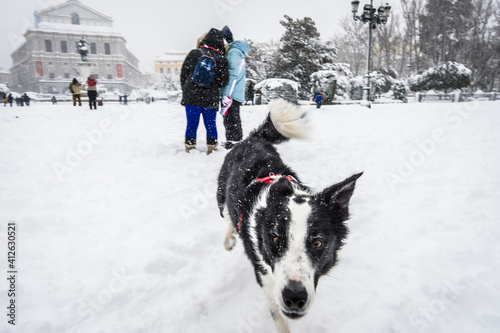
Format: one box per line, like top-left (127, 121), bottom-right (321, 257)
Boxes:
top-left (224, 234), bottom-right (236, 251)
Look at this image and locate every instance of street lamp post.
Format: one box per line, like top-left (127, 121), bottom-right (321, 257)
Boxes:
top-left (351, 0), bottom-right (391, 108)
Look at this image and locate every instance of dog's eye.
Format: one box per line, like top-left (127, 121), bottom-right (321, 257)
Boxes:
top-left (312, 240), bottom-right (323, 249)
top-left (272, 235), bottom-right (280, 245)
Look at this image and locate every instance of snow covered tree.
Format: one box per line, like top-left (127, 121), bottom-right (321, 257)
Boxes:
top-left (332, 17), bottom-right (368, 77)
top-left (408, 61), bottom-right (471, 92)
top-left (401, 0), bottom-right (426, 73)
top-left (268, 15), bottom-right (336, 99)
top-left (245, 39), bottom-right (278, 82)
top-left (419, 0), bottom-right (455, 65)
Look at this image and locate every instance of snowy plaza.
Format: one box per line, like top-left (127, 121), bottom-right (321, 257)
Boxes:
top-left (1, 100), bottom-right (499, 332)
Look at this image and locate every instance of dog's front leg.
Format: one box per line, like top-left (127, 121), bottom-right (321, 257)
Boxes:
top-left (222, 205), bottom-right (237, 251)
top-left (261, 274), bottom-right (290, 333)
top-left (270, 303), bottom-right (290, 333)
top-left (224, 222), bottom-right (237, 251)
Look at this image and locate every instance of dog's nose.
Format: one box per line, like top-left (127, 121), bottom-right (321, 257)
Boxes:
top-left (282, 281), bottom-right (308, 311)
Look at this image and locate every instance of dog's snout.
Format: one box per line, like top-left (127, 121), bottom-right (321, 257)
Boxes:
top-left (282, 281), bottom-right (308, 311)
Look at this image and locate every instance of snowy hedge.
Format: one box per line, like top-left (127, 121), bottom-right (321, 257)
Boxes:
top-left (0, 83), bottom-right (9, 95)
top-left (310, 63), bottom-right (353, 102)
top-left (254, 79), bottom-right (298, 104)
top-left (409, 61), bottom-right (471, 92)
top-left (349, 72), bottom-right (408, 102)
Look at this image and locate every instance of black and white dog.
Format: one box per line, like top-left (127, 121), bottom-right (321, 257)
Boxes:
top-left (217, 99), bottom-right (362, 333)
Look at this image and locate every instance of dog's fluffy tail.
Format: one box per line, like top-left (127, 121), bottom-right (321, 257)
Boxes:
top-left (249, 99), bottom-right (308, 144)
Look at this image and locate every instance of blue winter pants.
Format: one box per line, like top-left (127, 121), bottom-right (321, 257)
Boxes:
top-left (185, 105), bottom-right (218, 146)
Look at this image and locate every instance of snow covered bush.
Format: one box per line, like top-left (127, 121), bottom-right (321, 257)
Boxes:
top-left (310, 63), bottom-right (352, 102)
top-left (409, 61), bottom-right (471, 92)
top-left (349, 77), bottom-right (364, 100)
top-left (370, 71), bottom-right (393, 99)
top-left (254, 79), bottom-right (298, 104)
top-left (391, 81), bottom-right (408, 103)
top-left (0, 83), bottom-right (9, 95)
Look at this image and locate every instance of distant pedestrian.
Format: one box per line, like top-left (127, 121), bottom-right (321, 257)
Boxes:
top-left (313, 91), bottom-right (325, 109)
top-left (87, 74), bottom-right (98, 110)
top-left (51, 96), bottom-right (57, 104)
top-left (22, 93), bottom-right (30, 106)
top-left (69, 78), bottom-right (82, 106)
top-left (7, 93), bottom-right (13, 107)
top-left (122, 94), bottom-right (129, 105)
top-left (2, 93), bottom-right (7, 106)
top-left (244, 81), bottom-right (255, 105)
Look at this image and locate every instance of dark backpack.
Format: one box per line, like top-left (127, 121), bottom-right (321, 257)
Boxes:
top-left (192, 48), bottom-right (219, 87)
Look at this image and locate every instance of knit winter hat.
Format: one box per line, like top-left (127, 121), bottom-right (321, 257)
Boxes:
top-left (222, 26), bottom-right (233, 43)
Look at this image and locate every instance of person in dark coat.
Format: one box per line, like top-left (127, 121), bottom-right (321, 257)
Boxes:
top-left (245, 81), bottom-right (255, 105)
top-left (7, 93), bottom-right (14, 107)
top-left (22, 93), bottom-right (30, 106)
top-left (180, 28), bottom-right (229, 154)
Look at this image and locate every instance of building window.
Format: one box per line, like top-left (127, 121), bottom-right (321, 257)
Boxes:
top-left (64, 73), bottom-right (70, 78)
top-left (45, 40), bottom-right (52, 52)
top-left (49, 73), bottom-right (55, 79)
top-left (71, 13), bottom-right (80, 25)
top-left (167, 68), bottom-right (171, 74)
top-left (93, 74), bottom-right (99, 79)
top-left (61, 40), bottom-right (68, 53)
top-left (160, 68), bottom-right (164, 74)
top-left (104, 43), bottom-right (111, 55)
top-left (90, 43), bottom-right (97, 54)
top-left (107, 74), bottom-right (112, 79)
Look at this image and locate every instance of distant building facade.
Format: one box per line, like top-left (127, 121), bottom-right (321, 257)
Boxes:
top-left (10, 0), bottom-right (141, 94)
top-left (154, 52), bottom-right (187, 78)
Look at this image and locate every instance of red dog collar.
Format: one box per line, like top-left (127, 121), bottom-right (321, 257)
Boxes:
top-left (254, 175), bottom-right (295, 184)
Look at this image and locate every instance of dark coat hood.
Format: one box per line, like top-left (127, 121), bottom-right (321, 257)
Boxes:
top-left (199, 28), bottom-right (226, 55)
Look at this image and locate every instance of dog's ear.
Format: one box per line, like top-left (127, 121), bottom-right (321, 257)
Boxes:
top-left (319, 172), bottom-right (363, 215)
top-left (269, 177), bottom-right (294, 199)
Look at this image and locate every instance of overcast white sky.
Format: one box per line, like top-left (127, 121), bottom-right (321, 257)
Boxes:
top-left (0, 0), bottom-right (363, 72)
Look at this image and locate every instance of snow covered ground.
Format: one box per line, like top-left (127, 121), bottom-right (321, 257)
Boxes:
top-left (1, 100), bottom-right (499, 333)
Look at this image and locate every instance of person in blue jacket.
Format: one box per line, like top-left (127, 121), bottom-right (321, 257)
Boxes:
top-left (313, 91), bottom-right (325, 109)
top-left (220, 26), bottom-right (250, 150)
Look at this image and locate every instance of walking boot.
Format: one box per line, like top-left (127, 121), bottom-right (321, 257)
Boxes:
top-left (207, 144), bottom-right (218, 155)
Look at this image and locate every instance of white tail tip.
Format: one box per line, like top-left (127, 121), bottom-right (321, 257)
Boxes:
top-left (268, 99), bottom-right (309, 139)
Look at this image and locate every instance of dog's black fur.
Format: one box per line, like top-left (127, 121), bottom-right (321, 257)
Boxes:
top-left (217, 99), bottom-right (362, 332)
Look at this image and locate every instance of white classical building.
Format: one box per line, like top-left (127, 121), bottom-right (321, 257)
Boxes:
top-left (10, 0), bottom-right (142, 94)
